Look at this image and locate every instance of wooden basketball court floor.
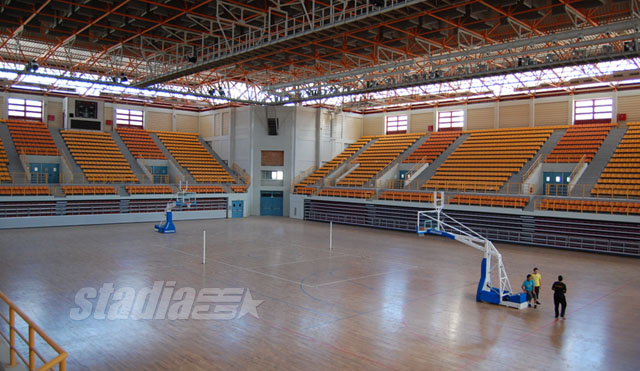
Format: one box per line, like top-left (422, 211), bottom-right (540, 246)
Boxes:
top-left (0, 216), bottom-right (638, 370)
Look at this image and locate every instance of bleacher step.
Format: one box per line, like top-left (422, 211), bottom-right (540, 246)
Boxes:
top-left (149, 132), bottom-right (196, 184)
top-left (197, 137), bottom-right (243, 183)
top-left (525, 195), bottom-right (542, 212)
top-left (321, 137), bottom-right (379, 185)
top-left (48, 127), bottom-right (87, 183)
top-left (368, 134), bottom-right (429, 187)
top-left (406, 132), bottom-right (469, 188)
top-left (571, 124), bottom-right (628, 195)
top-left (503, 128), bottom-right (566, 193)
top-left (120, 199), bottom-right (130, 213)
top-left (111, 131), bottom-right (150, 184)
top-left (0, 122), bottom-right (26, 176)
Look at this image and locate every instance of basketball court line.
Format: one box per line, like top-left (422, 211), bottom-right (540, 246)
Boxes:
top-left (303, 283), bottom-right (477, 331)
top-left (451, 278), bottom-right (635, 371)
top-left (158, 236), bottom-right (416, 289)
top-left (297, 267), bottom-right (422, 316)
top-left (312, 269), bottom-right (416, 288)
top-left (357, 254), bottom-right (423, 269)
top-left (247, 253), bottom-right (359, 269)
top-left (155, 241), bottom-right (315, 286)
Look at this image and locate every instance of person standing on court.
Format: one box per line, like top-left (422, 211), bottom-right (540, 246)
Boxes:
top-left (531, 267), bottom-right (542, 305)
top-left (552, 275), bottom-right (567, 319)
top-left (522, 274), bottom-right (536, 308)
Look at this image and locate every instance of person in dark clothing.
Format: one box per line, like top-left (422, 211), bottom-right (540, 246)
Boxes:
top-left (552, 275), bottom-right (567, 319)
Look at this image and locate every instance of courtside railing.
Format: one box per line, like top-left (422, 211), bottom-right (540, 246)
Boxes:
top-left (0, 290), bottom-right (67, 371)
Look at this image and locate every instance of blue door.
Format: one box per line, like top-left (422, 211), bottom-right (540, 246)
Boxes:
top-left (44, 164), bottom-right (59, 183)
top-left (543, 172), bottom-right (571, 196)
top-left (151, 166), bottom-right (168, 183)
top-left (260, 191), bottom-right (283, 216)
top-left (30, 163), bottom-right (59, 183)
top-left (232, 200), bottom-right (244, 218)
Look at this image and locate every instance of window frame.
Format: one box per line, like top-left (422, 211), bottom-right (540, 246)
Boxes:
top-left (385, 114), bottom-right (408, 134)
top-left (7, 98), bottom-right (43, 120)
top-left (573, 98), bottom-right (613, 125)
top-left (115, 108), bottom-right (144, 127)
top-left (261, 170), bottom-right (284, 180)
top-left (437, 110), bottom-right (464, 132)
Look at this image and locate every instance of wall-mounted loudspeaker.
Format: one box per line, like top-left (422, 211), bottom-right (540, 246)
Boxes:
top-left (267, 118), bottom-right (279, 135)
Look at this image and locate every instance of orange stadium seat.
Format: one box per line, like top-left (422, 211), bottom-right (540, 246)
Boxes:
top-left (318, 188), bottom-right (375, 199)
top-left (337, 133), bottom-right (423, 187)
top-left (0, 185), bottom-right (50, 196)
top-left (126, 185), bottom-right (174, 194)
top-left (449, 194), bottom-right (529, 208)
top-left (4, 119), bottom-right (59, 156)
top-left (116, 126), bottom-right (166, 160)
top-left (546, 123), bottom-right (615, 163)
top-left (423, 127), bottom-right (555, 192)
top-left (152, 131), bottom-right (235, 184)
top-left (402, 131), bottom-right (461, 164)
top-left (183, 185), bottom-right (226, 193)
top-left (61, 130), bottom-right (138, 183)
top-left (379, 190), bottom-right (434, 202)
top-left (0, 137), bottom-right (11, 182)
top-left (295, 136), bottom-right (376, 192)
top-left (62, 185), bottom-right (117, 195)
top-left (539, 198), bottom-right (640, 215)
top-left (592, 123), bottom-right (640, 197)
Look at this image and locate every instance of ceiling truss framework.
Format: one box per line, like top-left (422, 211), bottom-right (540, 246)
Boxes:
top-left (0, 0), bottom-right (638, 110)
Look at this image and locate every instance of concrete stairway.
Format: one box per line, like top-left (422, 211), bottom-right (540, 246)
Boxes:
top-left (327, 137), bottom-right (378, 177)
top-left (570, 124), bottom-right (628, 195)
top-left (48, 127), bottom-right (87, 183)
top-left (312, 137), bottom-right (379, 186)
top-left (111, 131), bottom-right (150, 184)
top-left (502, 128), bottom-right (566, 192)
top-left (197, 137), bottom-right (242, 184)
top-left (397, 135), bottom-right (429, 163)
top-left (524, 195), bottom-right (543, 212)
top-left (366, 134), bottom-right (429, 187)
top-left (405, 133), bottom-right (469, 188)
top-left (148, 132), bottom-right (196, 183)
top-left (0, 122), bottom-right (26, 176)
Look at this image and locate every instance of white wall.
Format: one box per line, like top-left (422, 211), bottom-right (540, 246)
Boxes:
top-left (294, 107), bottom-right (317, 178)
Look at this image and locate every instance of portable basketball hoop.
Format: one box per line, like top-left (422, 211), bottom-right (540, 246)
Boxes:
top-left (154, 181), bottom-right (197, 233)
top-left (416, 191), bottom-right (527, 309)
top-left (176, 180), bottom-right (197, 208)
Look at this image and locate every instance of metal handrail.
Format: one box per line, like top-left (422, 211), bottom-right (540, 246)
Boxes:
top-left (290, 164), bottom-right (317, 191)
top-left (231, 163), bottom-right (251, 186)
top-left (0, 290), bottom-right (67, 371)
top-left (403, 154), bottom-right (431, 180)
top-left (136, 156), bottom-right (155, 184)
top-left (422, 181), bottom-right (535, 195)
top-left (522, 153), bottom-right (546, 183)
top-left (567, 154), bottom-right (587, 193)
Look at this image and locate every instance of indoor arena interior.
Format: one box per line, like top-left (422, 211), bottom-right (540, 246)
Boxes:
top-left (0, 1), bottom-right (639, 370)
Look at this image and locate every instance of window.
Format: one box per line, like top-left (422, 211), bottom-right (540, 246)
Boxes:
top-left (437, 110), bottom-right (464, 131)
top-left (262, 170), bottom-right (283, 180)
top-left (574, 98), bottom-right (612, 124)
top-left (115, 108), bottom-right (144, 126)
top-left (385, 115), bottom-right (408, 134)
top-left (7, 98), bottom-right (43, 120)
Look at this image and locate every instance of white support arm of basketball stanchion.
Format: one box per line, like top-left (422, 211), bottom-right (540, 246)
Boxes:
top-left (202, 230), bottom-right (206, 265)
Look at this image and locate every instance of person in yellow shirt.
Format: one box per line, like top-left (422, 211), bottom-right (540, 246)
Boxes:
top-left (531, 267), bottom-right (542, 305)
